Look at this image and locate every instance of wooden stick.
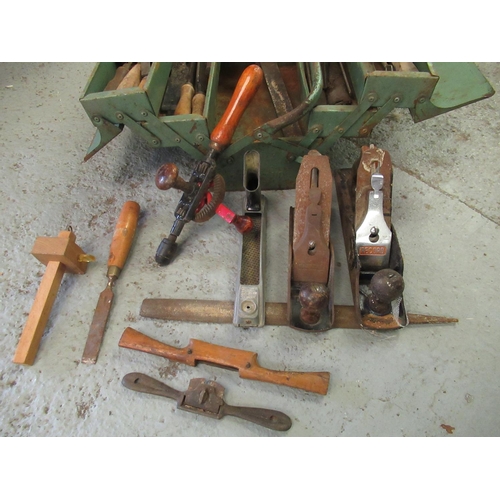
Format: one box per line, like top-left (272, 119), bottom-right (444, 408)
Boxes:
top-left (13, 262), bottom-right (65, 365)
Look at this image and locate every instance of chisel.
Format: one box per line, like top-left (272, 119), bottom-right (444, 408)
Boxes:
top-left (81, 201), bottom-right (140, 364)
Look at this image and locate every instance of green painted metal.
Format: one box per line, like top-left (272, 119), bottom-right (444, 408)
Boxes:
top-left (80, 62), bottom-right (495, 190)
top-left (410, 62), bottom-right (495, 122)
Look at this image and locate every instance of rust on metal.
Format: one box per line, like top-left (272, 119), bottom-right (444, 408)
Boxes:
top-left (289, 151), bottom-right (335, 332)
top-left (81, 284), bottom-right (114, 364)
top-left (261, 62), bottom-right (302, 137)
top-left (334, 154), bottom-right (408, 330)
top-left (122, 373), bottom-right (292, 431)
top-left (140, 298), bottom-right (457, 329)
top-left (366, 268), bottom-right (405, 316)
top-left (292, 151), bottom-right (332, 283)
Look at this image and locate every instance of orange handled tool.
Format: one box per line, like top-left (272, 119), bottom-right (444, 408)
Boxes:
top-left (119, 327), bottom-right (330, 395)
top-left (155, 64), bottom-right (263, 266)
top-left (209, 64), bottom-right (264, 152)
top-left (81, 201), bottom-right (140, 364)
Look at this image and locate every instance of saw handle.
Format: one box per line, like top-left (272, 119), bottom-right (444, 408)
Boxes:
top-left (108, 201), bottom-right (140, 273)
top-left (209, 64), bottom-right (263, 151)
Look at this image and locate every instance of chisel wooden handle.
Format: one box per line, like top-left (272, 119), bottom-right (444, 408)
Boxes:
top-left (209, 64), bottom-right (263, 151)
top-left (118, 327), bottom-right (330, 395)
top-left (108, 201), bottom-right (140, 275)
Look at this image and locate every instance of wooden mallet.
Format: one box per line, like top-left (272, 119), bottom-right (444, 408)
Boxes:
top-left (13, 228), bottom-right (93, 365)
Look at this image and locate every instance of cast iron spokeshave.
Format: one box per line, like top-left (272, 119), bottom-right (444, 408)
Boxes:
top-left (122, 373), bottom-right (292, 431)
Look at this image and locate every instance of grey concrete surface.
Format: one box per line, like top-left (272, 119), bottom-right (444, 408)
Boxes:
top-left (0, 62), bottom-right (499, 437)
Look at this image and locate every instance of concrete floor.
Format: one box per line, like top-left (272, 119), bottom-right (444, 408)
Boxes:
top-left (1, 62), bottom-right (499, 437)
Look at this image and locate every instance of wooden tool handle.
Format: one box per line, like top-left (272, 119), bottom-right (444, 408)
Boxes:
top-left (117, 63), bottom-right (141, 90)
top-left (192, 93), bottom-right (206, 115)
top-left (105, 63), bottom-right (132, 91)
top-left (210, 64), bottom-right (263, 151)
top-left (174, 83), bottom-right (195, 115)
top-left (118, 327), bottom-right (329, 395)
top-left (108, 201), bottom-right (140, 271)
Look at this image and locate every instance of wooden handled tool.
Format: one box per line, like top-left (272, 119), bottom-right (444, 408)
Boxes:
top-left (116, 63), bottom-right (142, 90)
top-left (104, 63), bottom-right (132, 91)
top-left (174, 62), bottom-right (196, 115)
top-left (118, 327), bottom-right (330, 395)
top-left (209, 64), bottom-right (263, 152)
top-left (81, 201), bottom-right (140, 364)
top-left (155, 64), bottom-right (264, 266)
top-left (13, 229), bottom-right (93, 365)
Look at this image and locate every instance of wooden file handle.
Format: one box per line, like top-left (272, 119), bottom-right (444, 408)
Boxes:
top-left (108, 201), bottom-right (140, 272)
top-left (119, 327), bottom-right (330, 395)
top-left (209, 64), bottom-right (263, 151)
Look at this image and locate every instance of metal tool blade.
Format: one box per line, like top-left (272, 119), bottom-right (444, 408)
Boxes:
top-left (234, 151), bottom-right (266, 327)
top-left (81, 285), bottom-right (114, 364)
top-left (260, 62), bottom-right (302, 137)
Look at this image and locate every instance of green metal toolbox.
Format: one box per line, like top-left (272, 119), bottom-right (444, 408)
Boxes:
top-left (80, 62), bottom-right (494, 190)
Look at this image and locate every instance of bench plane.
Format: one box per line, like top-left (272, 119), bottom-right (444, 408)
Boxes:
top-left (288, 150), bottom-right (335, 332)
top-left (335, 144), bottom-right (408, 330)
top-left (122, 373), bottom-right (292, 431)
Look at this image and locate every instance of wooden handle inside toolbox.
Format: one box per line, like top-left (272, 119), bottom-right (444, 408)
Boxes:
top-left (174, 83), bottom-right (195, 115)
top-left (210, 64), bottom-right (263, 151)
top-left (117, 63), bottom-right (141, 90)
top-left (119, 327), bottom-right (330, 395)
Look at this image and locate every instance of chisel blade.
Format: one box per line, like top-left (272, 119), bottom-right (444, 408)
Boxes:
top-left (81, 286), bottom-right (114, 364)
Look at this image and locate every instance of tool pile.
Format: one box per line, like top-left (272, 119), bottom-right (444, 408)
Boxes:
top-left (13, 63), bottom-right (461, 433)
